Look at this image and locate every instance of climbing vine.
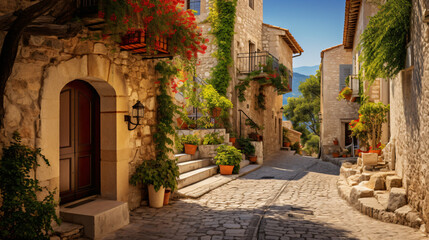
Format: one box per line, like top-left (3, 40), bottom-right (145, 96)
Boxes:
top-left (358, 0), bottom-right (412, 82)
top-left (208, 0), bottom-right (238, 96)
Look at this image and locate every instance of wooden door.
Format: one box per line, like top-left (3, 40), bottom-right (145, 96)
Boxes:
top-left (60, 80), bottom-right (100, 204)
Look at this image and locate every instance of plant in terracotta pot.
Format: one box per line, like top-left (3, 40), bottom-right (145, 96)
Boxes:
top-left (214, 145), bottom-right (242, 175)
top-left (181, 134), bottom-right (200, 155)
top-left (201, 85), bottom-right (233, 118)
top-left (333, 138), bottom-right (339, 145)
top-left (202, 132), bottom-right (224, 145)
top-left (332, 152), bottom-right (340, 158)
top-left (283, 127), bottom-right (291, 147)
top-left (237, 137), bottom-right (256, 163)
top-left (229, 132), bottom-right (237, 145)
top-left (245, 119), bottom-right (264, 141)
top-left (337, 87), bottom-right (353, 101)
top-left (130, 159), bottom-right (179, 208)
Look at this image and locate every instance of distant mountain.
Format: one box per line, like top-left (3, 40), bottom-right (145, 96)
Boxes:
top-left (282, 72), bottom-right (309, 105)
top-left (293, 65), bottom-right (319, 76)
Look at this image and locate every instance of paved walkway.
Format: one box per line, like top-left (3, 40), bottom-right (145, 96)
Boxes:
top-left (103, 152), bottom-right (427, 240)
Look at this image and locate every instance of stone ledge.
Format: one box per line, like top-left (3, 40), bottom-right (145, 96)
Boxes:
top-left (337, 175), bottom-right (423, 229)
top-left (323, 155), bottom-right (357, 167)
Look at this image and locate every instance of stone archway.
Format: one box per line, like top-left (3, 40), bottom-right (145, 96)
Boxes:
top-left (39, 55), bottom-right (131, 203)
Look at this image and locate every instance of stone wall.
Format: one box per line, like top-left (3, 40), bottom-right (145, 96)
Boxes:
top-left (320, 45), bottom-right (359, 152)
top-left (389, 0), bottom-right (429, 229)
top-left (0, 24), bottom-right (161, 210)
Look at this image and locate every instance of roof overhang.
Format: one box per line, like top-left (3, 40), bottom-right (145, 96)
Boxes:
top-left (320, 44), bottom-right (343, 58)
top-left (343, 0), bottom-right (362, 49)
top-left (263, 23), bottom-right (304, 54)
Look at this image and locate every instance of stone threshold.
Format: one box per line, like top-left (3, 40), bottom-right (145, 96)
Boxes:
top-left (51, 222), bottom-right (84, 240)
top-left (175, 164), bottom-right (262, 199)
top-left (337, 176), bottom-right (426, 233)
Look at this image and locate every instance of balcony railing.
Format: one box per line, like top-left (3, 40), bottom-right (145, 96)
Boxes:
top-left (348, 74), bottom-right (360, 97)
top-left (237, 51), bottom-right (279, 74)
top-left (120, 29), bottom-right (170, 58)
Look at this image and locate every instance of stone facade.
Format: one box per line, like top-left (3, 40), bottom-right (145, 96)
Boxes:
top-left (0, 15), bottom-right (163, 210)
top-left (389, 0), bottom-right (429, 230)
top-left (320, 45), bottom-right (359, 154)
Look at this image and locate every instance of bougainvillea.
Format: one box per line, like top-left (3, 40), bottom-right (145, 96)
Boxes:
top-left (99, 0), bottom-right (208, 61)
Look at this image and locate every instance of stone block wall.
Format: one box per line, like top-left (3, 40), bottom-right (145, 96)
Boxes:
top-left (320, 45), bottom-right (359, 152)
top-left (0, 25), bottom-right (161, 210)
top-left (389, 0), bottom-right (429, 229)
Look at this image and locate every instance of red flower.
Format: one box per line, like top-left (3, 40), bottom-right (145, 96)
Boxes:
top-left (98, 11), bottom-right (105, 19)
top-left (110, 13), bottom-right (117, 21)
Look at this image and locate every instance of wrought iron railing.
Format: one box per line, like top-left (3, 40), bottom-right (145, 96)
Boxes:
top-left (238, 109), bottom-right (259, 138)
top-left (237, 51), bottom-right (279, 74)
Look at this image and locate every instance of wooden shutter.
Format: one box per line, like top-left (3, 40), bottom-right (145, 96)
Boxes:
top-left (339, 64), bottom-right (352, 91)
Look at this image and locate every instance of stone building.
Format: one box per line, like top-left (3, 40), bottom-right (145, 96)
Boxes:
top-left (387, 0), bottom-right (429, 231)
top-left (189, 0), bottom-right (303, 158)
top-left (320, 44), bottom-right (359, 155)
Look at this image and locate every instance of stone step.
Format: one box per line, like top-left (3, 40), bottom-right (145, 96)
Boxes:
top-left (174, 151), bottom-right (200, 163)
top-left (178, 159), bottom-right (213, 174)
top-left (52, 222), bottom-right (84, 240)
top-left (60, 199), bottom-right (129, 239)
top-left (178, 165), bottom-right (218, 189)
top-left (240, 159), bottom-right (250, 168)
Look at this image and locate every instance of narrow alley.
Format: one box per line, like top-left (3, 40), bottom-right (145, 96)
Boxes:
top-left (103, 153), bottom-right (426, 240)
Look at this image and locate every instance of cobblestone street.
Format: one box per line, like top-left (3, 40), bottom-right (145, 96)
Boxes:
top-left (103, 152), bottom-right (427, 240)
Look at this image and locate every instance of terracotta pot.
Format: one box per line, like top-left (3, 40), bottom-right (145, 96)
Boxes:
top-left (176, 117), bottom-right (188, 129)
top-left (211, 107), bottom-right (222, 118)
top-left (342, 154), bottom-right (347, 158)
top-left (332, 152), bottom-right (339, 158)
top-left (184, 144), bottom-right (197, 155)
top-left (163, 189), bottom-right (171, 205)
top-left (283, 142), bottom-right (291, 147)
top-left (369, 149), bottom-right (381, 156)
top-left (248, 156), bottom-right (257, 163)
top-left (344, 94), bottom-right (352, 101)
top-left (219, 165), bottom-right (234, 175)
top-left (258, 135), bottom-right (263, 141)
top-left (333, 140), bottom-right (339, 145)
top-left (148, 184), bottom-right (165, 208)
top-left (229, 137), bottom-right (236, 145)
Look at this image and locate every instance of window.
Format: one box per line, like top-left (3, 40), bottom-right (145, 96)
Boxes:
top-left (187, 0), bottom-right (201, 15)
top-left (339, 64), bottom-right (352, 91)
top-left (249, 0), bottom-right (254, 9)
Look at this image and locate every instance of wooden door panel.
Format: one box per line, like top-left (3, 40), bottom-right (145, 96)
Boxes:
top-left (60, 90), bottom-right (72, 149)
top-left (78, 92), bottom-right (92, 146)
top-left (60, 157), bottom-right (72, 193)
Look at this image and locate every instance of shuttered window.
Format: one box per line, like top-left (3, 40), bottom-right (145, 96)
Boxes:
top-left (187, 0), bottom-right (201, 15)
top-left (339, 64), bottom-right (352, 91)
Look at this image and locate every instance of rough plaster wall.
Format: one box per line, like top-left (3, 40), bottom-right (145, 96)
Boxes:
top-left (390, 0), bottom-right (429, 227)
top-left (0, 28), bottom-right (159, 210)
top-left (321, 46), bottom-right (359, 151)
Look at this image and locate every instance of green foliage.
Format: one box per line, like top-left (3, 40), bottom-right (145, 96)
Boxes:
top-left (355, 102), bottom-right (390, 150)
top-left (284, 70), bottom-right (321, 142)
top-left (283, 128), bottom-right (291, 143)
top-left (208, 0), bottom-right (238, 95)
top-left (201, 84), bottom-right (233, 111)
top-left (214, 145), bottom-right (242, 174)
top-left (337, 87), bottom-right (353, 101)
top-left (291, 142), bottom-right (302, 155)
top-left (175, 134), bottom-right (184, 153)
top-left (181, 134), bottom-right (200, 145)
top-left (302, 134), bottom-right (319, 155)
top-left (358, 0), bottom-right (412, 82)
top-left (236, 137), bottom-right (255, 156)
top-left (256, 86), bottom-right (266, 110)
top-left (0, 133), bottom-right (60, 240)
top-left (203, 132), bottom-right (224, 145)
top-left (245, 119), bottom-right (264, 135)
top-left (130, 159), bottom-right (179, 192)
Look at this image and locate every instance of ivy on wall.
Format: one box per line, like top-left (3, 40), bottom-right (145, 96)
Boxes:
top-left (208, 0), bottom-right (238, 96)
top-left (358, 0), bottom-right (412, 82)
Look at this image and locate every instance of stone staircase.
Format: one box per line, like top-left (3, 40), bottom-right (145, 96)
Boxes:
top-left (176, 151), bottom-right (218, 189)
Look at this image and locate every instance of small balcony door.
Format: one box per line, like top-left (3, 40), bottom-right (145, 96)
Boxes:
top-left (59, 80), bottom-right (100, 204)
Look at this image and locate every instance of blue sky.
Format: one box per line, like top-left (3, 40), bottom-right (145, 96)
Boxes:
top-left (263, 0), bottom-right (346, 68)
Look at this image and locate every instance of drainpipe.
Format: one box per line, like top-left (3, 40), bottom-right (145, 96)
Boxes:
top-left (293, 52), bottom-right (302, 58)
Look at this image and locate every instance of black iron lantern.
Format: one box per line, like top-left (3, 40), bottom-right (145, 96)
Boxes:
top-left (125, 100), bottom-right (145, 130)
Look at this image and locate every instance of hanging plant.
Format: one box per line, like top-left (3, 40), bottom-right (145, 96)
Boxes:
top-left (358, 0), bottom-right (412, 82)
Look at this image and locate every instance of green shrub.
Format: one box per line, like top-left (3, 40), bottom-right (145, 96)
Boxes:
top-left (303, 134), bottom-right (320, 155)
top-left (130, 159), bottom-right (179, 192)
top-left (203, 132), bottom-right (224, 145)
top-left (215, 145), bottom-right (241, 174)
top-left (202, 84), bottom-right (233, 111)
top-left (291, 142), bottom-right (302, 155)
top-left (0, 133), bottom-right (60, 239)
top-left (236, 137), bottom-right (255, 156)
top-left (181, 134), bottom-right (200, 145)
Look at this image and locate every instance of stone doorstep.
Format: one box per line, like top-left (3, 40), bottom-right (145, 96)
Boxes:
top-left (337, 177), bottom-right (423, 230)
top-left (177, 165), bottom-right (218, 189)
top-left (175, 164), bottom-right (262, 199)
top-left (178, 158), bottom-right (213, 174)
top-left (174, 151), bottom-right (201, 163)
top-left (52, 222), bottom-right (84, 239)
top-left (60, 199), bottom-right (129, 239)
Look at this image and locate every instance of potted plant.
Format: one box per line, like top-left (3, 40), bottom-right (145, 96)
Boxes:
top-left (181, 134), bottom-right (200, 155)
top-left (237, 137), bottom-right (256, 163)
top-left (202, 132), bottom-right (224, 145)
top-left (333, 138), bottom-right (339, 145)
top-left (283, 127), bottom-right (291, 147)
top-left (337, 87), bottom-right (353, 101)
top-left (214, 145), bottom-right (242, 175)
top-left (201, 85), bottom-right (233, 118)
top-left (130, 159), bottom-right (179, 208)
top-left (229, 132), bottom-right (237, 145)
top-left (332, 152), bottom-right (339, 158)
top-left (245, 119), bottom-right (264, 141)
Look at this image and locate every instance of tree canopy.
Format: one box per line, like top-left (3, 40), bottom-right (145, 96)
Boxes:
top-left (283, 70), bottom-right (320, 143)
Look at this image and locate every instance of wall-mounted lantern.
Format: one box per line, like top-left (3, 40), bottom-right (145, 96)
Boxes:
top-left (124, 100), bottom-right (145, 130)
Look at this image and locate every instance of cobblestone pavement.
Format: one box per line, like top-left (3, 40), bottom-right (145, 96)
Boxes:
top-left (103, 152), bottom-right (428, 240)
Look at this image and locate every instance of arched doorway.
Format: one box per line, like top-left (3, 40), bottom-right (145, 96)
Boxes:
top-left (59, 80), bottom-right (100, 204)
